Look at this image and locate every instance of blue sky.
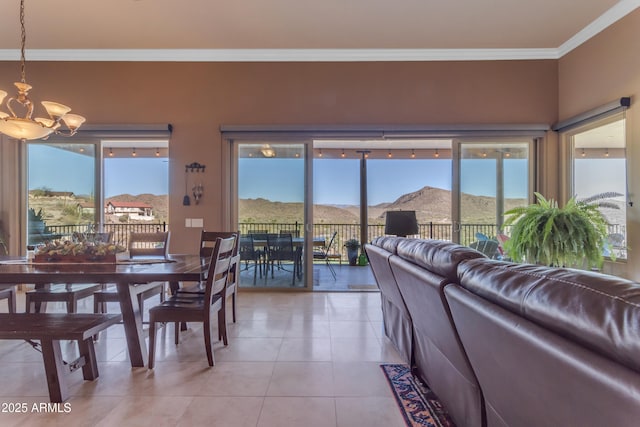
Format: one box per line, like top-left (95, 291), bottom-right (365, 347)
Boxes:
top-left (28, 145), bottom-right (168, 197)
top-left (239, 157), bottom-right (530, 205)
top-left (29, 145), bottom-right (624, 205)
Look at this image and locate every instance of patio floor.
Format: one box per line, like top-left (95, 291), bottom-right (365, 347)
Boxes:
top-left (239, 260), bottom-right (377, 292)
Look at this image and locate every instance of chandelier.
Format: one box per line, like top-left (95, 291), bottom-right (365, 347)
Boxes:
top-left (0, 0), bottom-right (85, 141)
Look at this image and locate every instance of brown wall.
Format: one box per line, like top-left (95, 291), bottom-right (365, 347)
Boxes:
top-left (559, 9), bottom-right (640, 279)
top-left (0, 59), bottom-right (558, 252)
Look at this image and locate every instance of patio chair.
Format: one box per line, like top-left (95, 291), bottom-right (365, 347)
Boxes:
top-left (148, 235), bottom-right (236, 368)
top-left (469, 239), bottom-right (500, 259)
top-left (93, 231), bottom-right (170, 321)
top-left (239, 234), bottom-right (264, 285)
top-left (266, 233), bottom-right (301, 286)
top-left (313, 231), bottom-right (338, 280)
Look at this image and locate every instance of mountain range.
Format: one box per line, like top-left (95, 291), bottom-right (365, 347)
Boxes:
top-left (240, 186), bottom-right (528, 225)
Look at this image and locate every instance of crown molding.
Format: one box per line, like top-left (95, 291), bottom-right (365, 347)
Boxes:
top-left (558, 0), bottom-right (640, 57)
top-left (0, 48), bottom-right (560, 62)
top-left (0, 1), bottom-right (637, 63)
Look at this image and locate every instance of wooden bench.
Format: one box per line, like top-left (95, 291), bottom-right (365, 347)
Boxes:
top-left (0, 313), bottom-right (122, 402)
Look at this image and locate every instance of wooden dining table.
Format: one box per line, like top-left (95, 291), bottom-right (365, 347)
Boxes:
top-left (0, 254), bottom-right (206, 367)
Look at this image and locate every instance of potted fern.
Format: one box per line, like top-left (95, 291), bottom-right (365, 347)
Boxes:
top-left (502, 193), bottom-right (610, 269)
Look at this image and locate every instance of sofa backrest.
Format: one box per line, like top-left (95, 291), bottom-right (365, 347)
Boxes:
top-left (396, 238), bottom-right (486, 282)
top-left (365, 237), bottom-right (413, 364)
top-left (456, 259), bottom-right (640, 373)
top-left (389, 239), bottom-right (486, 427)
top-left (447, 258), bottom-right (640, 426)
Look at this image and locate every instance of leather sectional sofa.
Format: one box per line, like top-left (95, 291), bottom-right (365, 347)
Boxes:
top-left (365, 237), bottom-right (640, 427)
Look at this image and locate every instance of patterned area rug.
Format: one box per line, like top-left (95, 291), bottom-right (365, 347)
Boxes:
top-left (380, 364), bottom-right (456, 427)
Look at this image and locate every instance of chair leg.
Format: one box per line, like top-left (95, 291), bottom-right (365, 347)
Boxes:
top-left (67, 298), bottom-right (77, 314)
top-left (203, 319), bottom-right (215, 367)
top-left (4, 289), bottom-right (16, 313)
top-left (231, 292), bottom-right (237, 323)
top-left (218, 310), bottom-right (228, 346)
top-left (138, 296), bottom-right (144, 323)
top-left (174, 322), bottom-right (180, 345)
top-left (148, 320), bottom-right (157, 369)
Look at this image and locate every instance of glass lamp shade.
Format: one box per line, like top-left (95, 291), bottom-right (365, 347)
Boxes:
top-left (0, 90), bottom-right (7, 104)
top-left (35, 117), bottom-right (61, 129)
top-left (0, 117), bottom-right (54, 140)
top-left (61, 113), bottom-right (86, 130)
top-left (41, 101), bottom-right (71, 118)
top-left (384, 210), bottom-right (419, 237)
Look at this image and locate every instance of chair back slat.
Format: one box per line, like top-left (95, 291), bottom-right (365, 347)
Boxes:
top-left (73, 232), bottom-right (113, 244)
top-left (204, 236), bottom-right (236, 306)
top-left (200, 231), bottom-right (240, 288)
top-left (128, 232), bottom-right (170, 258)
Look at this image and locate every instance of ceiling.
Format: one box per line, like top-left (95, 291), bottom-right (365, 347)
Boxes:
top-left (0, 0), bottom-right (637, 62)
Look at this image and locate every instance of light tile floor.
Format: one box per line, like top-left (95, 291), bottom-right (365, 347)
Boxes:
top-left (0, 290), bottom-right (406, 427)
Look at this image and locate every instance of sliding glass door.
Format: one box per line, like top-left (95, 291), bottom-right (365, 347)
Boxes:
top-left (237, 143), bottom-right (308, 289)
top-left (454, 141), bottom-right (532, 254)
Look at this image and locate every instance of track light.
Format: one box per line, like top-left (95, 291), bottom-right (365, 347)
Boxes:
top-left (434, 149), bottom-right (439, 158)
top-left (132, 148), bottom-right (137, 157)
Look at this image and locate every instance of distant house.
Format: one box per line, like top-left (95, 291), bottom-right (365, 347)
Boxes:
top-left (77, 202), bottom-right (95, 215)
top-left (105, 201), bottom-right (154, 221)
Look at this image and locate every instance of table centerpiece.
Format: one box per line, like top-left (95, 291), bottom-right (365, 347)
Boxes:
top-left (34, 240), bottom-right (128, 263)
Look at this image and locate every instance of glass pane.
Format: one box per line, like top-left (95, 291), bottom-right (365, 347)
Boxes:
top-left (368, 155), bottom-right (452, 241)
top-left (238, 143), bottom-right (305, 288)
top-left (312, 156), bottom-right (361, 289)
top-left (459, 142), bottom-right (529, 252)
top-left (573, 118), bottom-right (626, 259)
top-left (104, 150), bottom-right (169, 246)
top-left (27, 142), bottom-right (96, 245)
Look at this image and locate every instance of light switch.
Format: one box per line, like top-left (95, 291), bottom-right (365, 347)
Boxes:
top-left (191, 218), bottom-right (204, 228)
top-left (185, 218), bottom-right (192, 227)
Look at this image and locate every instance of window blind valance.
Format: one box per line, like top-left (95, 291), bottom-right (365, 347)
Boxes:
top-left (552, 98), bottom-right (631, 132)
top-left (72, 124), bottom-right (173, 139)
top-left (220, 124), bottom-right (549, 141)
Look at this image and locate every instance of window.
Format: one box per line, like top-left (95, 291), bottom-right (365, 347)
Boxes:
top-left (27, 139), bottom-right (169, 247)
top-left (569, 115), bottom-right (627, 259)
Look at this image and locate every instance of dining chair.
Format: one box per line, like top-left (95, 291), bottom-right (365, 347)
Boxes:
top-left (0, 286), bottom-right (16, 313)
top-left (313, 231), bottom-right (338, 280)
top-left (25, 232), bottom-right (115, 313)
top-left (176, 230), bottom-right (240, 323)
top-left (148, 235), bottom-right (236, 368)
top-left (93, 231), bottom-right (170, 320)
top-left (72, 231), bottom-right (113, 244)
